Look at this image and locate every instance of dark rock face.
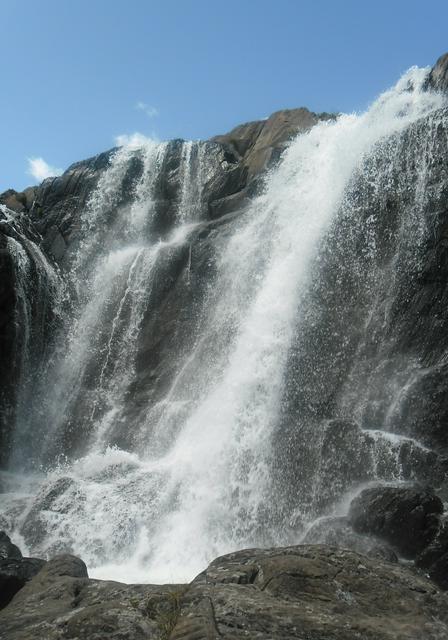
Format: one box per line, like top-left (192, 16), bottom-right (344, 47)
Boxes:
top-left (416, 516), bottom-right (448, 589)
top-left (213, 107), bottom-right (335, 180)
top-left (0, 188), bottom-right (37, 214)
top-left (0, 213), bottom-right (24, 460)
top-left (427, 52), bottom-right (448, 92)
top-left (303, 515), bottom-right (399, 563)
top-left (29, 150), bottom-right (117, 265)
top-left (271, 97), bottom-right (448, 525)
top-left (0, 531), bottom-right (21, 559)
top-left (19, 477), bottom-right (76, 552)
top-left (0, 533), bottom-right (46, 610)
top-left (0, 207), bottom-right (61, 465)
top-left (0, 556), bottom-right (46, 610)
top-left (1, 149), bottom-right (119, 270)
top-left (272, 415), bottom-right (448, 529)
top-left (1, 544), bottom-right (448, 639)
top-left (348, 486), bottom-right (443, 558)
top-left (1, 110), bottom-right (329, 273)
top-left (283, 107), bottom-right (448, 439)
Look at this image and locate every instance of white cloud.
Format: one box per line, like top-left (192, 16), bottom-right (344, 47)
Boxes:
top-left (27, 157), bottom-right (63, 182)
top-left (114, 132), bottom-right (159, 148)
top-left (135, 101), bottom-right (159, 118)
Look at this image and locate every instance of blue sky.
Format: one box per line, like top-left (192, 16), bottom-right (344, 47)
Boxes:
top-left (1, 0), bottom-right (448, 191)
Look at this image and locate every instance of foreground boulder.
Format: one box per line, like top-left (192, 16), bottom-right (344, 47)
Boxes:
top-left (0, 531), bottom-right (46, 610)
top-left (0, 553), bottom-right (187, 640)
top-left (0, 556), bottom-right (46, 610)
top-left (187, 545), bottom-right (448, 639)
top-left (1, 545), bottom-right (448, 639)
top-left (348, 486), bottom-right (443, 558)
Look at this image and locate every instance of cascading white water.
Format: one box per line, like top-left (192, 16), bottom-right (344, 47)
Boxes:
top-left (1, 67), bottom-right (447, 583)
top-left (177, 141), bottom-right (207, 224)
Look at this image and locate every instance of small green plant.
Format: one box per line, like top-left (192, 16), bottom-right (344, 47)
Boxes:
top-left (138, 587), bottom-right (186, 639)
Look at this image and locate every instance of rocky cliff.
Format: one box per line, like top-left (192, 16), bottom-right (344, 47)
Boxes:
top-left (2, 54), bottom-right (448, 638)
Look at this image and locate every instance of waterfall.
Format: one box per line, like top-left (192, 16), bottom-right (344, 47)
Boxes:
top-left (0, 67), bottom-right (447, 584)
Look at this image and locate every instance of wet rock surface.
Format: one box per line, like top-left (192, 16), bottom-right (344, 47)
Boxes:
top-left (19, 477), bottom-right (77, 551)
top-left (0, 532), bottom-right (46, 609)
top-left (348, 486), bottom-right (443, 558)
top-left (0, 206), bottom-right (60, 465)
top-left (416, 516), bottom-right (448, 589)
top-left (303, 485), bottom-right (448, 594)
top-left (1, 544), bottom-right (448, 639)
top-left (303, 515), bottom-right (399, 563)
top-left (0, 530), bottom-right (21, 559)
top-left (0, 556), bottom-right (46, 610)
